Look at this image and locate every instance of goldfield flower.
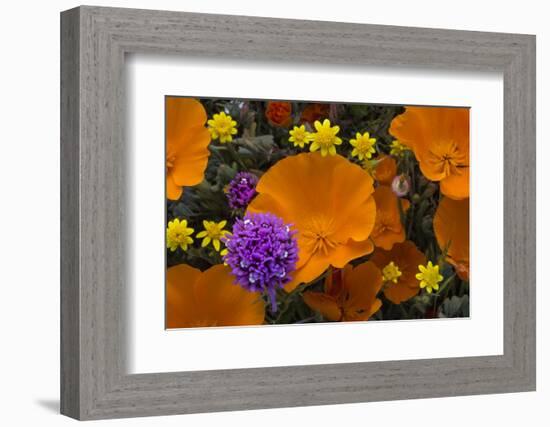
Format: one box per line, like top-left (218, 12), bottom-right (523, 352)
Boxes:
top-left (222, 213), bottom-right (299, 312)
top-left (288, 125), bottom-right (312, 148)
top-left (166, 98), bottom-right (211, 200)
top-left (208, 111), bottom-right (238, 143)
top-left (303, 262), bottom-right (383, 322)
top-left (309, 119), bottom-right (342, 156)
top-left (390, 107), bottom-right (469, 199)
top-left (248, 153), bottom-right (376, 291)
top-left (226, 172), bottom-right (258, 210)
top-left (350, 131), bottom-right (376, 160)
top-left (166, 218), bottom-right (194, 252)
top-left (196, 220), bottom-right (230, 252)
top-left (371, 185), bottom-right (409, 250)
top-left (166, 264), bottom-right (265, 328)
top-left (371, 241), bottom-right (427, 304)
top-left (416, 261), bottom-right (443, 293)
top-left (389, 139), bottom-right (410, 157)
top-left (433, 197), bottom-right (469, 280)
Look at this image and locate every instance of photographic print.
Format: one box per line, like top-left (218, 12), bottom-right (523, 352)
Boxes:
top-left (165, 97), bottom-right (470, 329)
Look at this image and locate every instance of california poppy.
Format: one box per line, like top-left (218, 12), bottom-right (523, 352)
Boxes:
top-left (389, 107), bottom-right (469, 200)
top-left (265, 101), bottom-right (292, 127)
top-left (303, 262), bottom-right (383, 321)
top-left (166, 264), bottom-right (265, 328)
top-left (248, 153), bottom-right (377, 291)
top-left (372, 155), bottom-right (397, 185)
top-left (371, 185), bottom-right (409, 250)
top-left (370, 240), bottom-right (426, 304)
top-left (166, 98), bottom-right (211, 200)
top-left (433, 197), bottom-right (470, 280)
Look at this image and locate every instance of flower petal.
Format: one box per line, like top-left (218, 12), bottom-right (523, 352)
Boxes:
top-left (433, 197), bottom-right (469, 279)
top-left (303, 292), bottom-right (341, 321)
top-left (341, 261), bottom-right (383, 321)
top-left (194, 264), bottom-right (265, 326)
top-left (166, 97), bottom-right (211, 188)
top-left (166, 264), bottom-right (202, 328)
top-left (166, 173), bottom-right (183, 200)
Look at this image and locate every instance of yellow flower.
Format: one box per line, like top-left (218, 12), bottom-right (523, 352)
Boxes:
top-left (309, 119), bottom-right (342, 156)
top-left (166, 218), bottom-right (194, 252)
top-left (288, 125), bottom-right (312, 148)
top-left (196, 220), bottom-right (230, 252)
top-left (416, 261), bottom-right (443, 293)
top-left (382, 261), bottom-right (402, 284)
top-left (207, 112), bottom-right (238, 143)
top-left (389, 140), bottom-right (410, 156)
top-left (350, 132), bottom-right (376, 160)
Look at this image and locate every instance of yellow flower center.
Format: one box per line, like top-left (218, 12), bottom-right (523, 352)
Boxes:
top-left (196, 220), bottom-right (229, 252)
top-left (203, 222), bottom-right (225, 239)
top-left (316, 129), bottom-right (336, 148)
top-left (415, 261), bottom-right (443, 293)
top-left (382, 262), bottom-right (402, 284)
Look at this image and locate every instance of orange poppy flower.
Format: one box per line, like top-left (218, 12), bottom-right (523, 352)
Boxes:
top-left (389, 107), bottom-right (469, 200)
top-left (303, 262), bottom-right (383, 321)
top-left (372, 155), bottom-right (397, 185)
top-left (371, 185), bottom-right (409, 250)
top-left (166, 97), bottom-right (211, 200)
top-left (433, 197), bottom-right (470, 280)
top-left (370, 240), bottom-right (427, 304)
top-left (248, 153), bottom-right (377, 291)
top-left (300, 103), bottom-right (330, 124)
top-left (166, 264), bottom-right (265, 328)
top-left (265, 101), bottom-right (292, 127)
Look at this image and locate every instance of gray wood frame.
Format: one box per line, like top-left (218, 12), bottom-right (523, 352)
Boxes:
top-left (60, 5), bottom-right (536, 420)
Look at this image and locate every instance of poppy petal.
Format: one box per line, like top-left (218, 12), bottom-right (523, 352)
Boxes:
top-left (303, 292), bottom-right (341, 321)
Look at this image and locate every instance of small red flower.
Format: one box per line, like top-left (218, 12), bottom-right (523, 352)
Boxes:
top-left (300, 103), bottom-right (330, 124)
top-left (265, 101), bottom-right (292, 127)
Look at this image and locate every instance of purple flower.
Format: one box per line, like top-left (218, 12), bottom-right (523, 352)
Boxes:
top-left (222, 212), bottom-right (299, 312)
top-left (226, 172), bottom-right (258, 210)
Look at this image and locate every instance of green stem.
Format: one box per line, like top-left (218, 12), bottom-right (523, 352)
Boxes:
top-left (274, 270), bottom-right (332, 324)
top-left (437, 273), bottom-right (456, 297)
top-left (226, 143), bottom-right (247, 170)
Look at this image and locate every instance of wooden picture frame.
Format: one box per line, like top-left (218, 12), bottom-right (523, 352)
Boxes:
top-left (60, 5), bottom-right (536, 420)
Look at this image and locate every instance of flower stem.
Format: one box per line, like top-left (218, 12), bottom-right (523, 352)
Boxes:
top-left (226, 143), bottom-right (248, 170)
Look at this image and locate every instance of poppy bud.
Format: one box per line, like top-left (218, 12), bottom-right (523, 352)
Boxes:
top-left (391, 174), bottom-right (410, 197)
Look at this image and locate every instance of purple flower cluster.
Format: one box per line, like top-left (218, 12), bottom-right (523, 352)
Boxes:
top-left (222, 212), bottom-right (299, 312)
top-left (226, 172), bottom-right (258, 210)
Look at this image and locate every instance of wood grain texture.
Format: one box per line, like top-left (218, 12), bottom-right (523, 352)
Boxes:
top-left (60, 7), bottom-right (81, 419)
top-left (60, 5), bottom-right (536, 420)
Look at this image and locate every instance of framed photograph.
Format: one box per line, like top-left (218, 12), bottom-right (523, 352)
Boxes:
top-left (61, 6), bottom-right (536, 420)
